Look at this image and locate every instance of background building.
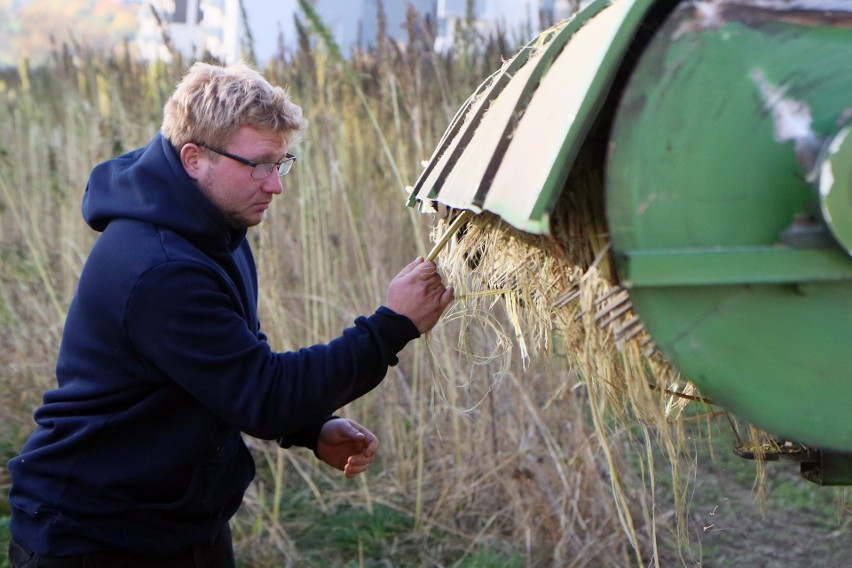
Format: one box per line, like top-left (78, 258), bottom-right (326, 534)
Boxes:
top-left (136, 0), bottom-right (581, 63)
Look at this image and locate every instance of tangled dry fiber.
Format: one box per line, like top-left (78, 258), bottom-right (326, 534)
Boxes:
top-left (424, 158), bottom-right (707, 563)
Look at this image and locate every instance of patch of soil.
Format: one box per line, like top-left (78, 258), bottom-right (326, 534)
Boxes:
top-left (660, 435), bottom-right (851, 567)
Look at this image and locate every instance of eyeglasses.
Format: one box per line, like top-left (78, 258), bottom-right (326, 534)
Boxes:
top-left (199, 144), bottom-right (296, 179)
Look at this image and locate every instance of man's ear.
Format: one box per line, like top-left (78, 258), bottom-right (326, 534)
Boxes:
top-left (180, 143), bottom-right (205, 181)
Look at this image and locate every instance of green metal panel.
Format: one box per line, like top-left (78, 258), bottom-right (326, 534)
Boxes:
top-left (622, 247), bottom-right (852, 287)
top-left (816, 122), bottom-right (852, 255)
top-left (607, 1), bottom-right (852, 450)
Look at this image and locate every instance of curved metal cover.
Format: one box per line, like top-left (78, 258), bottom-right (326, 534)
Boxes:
top-left (407, 0), bottom-right (657, 235)
top-left (606, 0), bottom-right (852, 451)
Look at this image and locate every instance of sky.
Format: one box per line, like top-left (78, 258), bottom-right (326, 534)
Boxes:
top-left (240, 0), bottom-right (563, 62)
top-left (1, 0), bottom-right (576, 67)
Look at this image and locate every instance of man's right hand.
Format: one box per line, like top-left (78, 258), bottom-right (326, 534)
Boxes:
top-left (385, 257), bottom-right (453, 333)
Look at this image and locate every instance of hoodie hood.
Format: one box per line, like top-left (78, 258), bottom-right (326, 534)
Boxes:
top-left (83, 133), bottom-right (247, 252)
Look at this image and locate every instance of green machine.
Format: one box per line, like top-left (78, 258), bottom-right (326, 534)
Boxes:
top-left (408, 0), bottom-right (852, 483)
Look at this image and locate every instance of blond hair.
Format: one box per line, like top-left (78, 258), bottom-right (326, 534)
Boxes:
top-left (161, 61), bottom-right (308, 149)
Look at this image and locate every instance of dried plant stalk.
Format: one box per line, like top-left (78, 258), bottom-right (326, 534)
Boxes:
top-left (428, 182), bottom-right (699, 559)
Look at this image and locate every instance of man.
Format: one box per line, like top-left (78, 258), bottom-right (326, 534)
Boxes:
top-left (6, 62), bottom-right (453, 567)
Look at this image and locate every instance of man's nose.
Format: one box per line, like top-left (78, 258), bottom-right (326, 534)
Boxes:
top-left (262, 175), bottom-right (284, 194)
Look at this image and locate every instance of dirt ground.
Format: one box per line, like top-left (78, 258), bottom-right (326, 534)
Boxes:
top-left (662, 439), bottom-right (851, 568)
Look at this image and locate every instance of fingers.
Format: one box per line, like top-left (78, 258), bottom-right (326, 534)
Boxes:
top-left (440, 285), bottom-right (455, 309)
top-left (395, 257), bottom-right (425, 279)
top-left (336, 420), bottom-right (365, 443)
top-left (341, 420), bottom-right (376, 446)
top-left (397, 258), bottom-right (449, 286)
top-left (330, 420), bottom-right (378, 478)
top-left (344, 462), bottom-right (369, 478)
top-left (343, 435), bottom-right (378, 478)
top-left (411, 260), bottom-right (439, 280)
top-left (385, 257), bottom-right (453, 334)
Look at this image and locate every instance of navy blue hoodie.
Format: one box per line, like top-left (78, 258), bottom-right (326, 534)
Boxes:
top-left (7, 133), bottom-right (419, 556)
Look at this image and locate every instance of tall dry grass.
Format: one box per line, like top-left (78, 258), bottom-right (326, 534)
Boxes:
top-left (0, 13), bottom-right (704, 568)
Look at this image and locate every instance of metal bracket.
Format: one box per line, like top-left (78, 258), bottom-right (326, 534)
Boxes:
top-left (618, 246), bottom-right (852, 288)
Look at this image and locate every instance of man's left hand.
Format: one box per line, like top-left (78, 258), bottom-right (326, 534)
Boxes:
top-left (315, 418), bottom-right (378, 478)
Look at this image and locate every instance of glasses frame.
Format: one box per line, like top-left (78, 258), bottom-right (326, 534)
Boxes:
top-left (199, 144), bottom-right (296, 179)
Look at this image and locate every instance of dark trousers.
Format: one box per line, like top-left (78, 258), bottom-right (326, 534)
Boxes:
top-left (8, 525), bottom-right (235, 568)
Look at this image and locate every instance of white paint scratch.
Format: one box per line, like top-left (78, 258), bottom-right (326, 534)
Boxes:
top-left (673, 1), bottom-right (725, 40)
top-left (750, 68), bottom-right (822, 172)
